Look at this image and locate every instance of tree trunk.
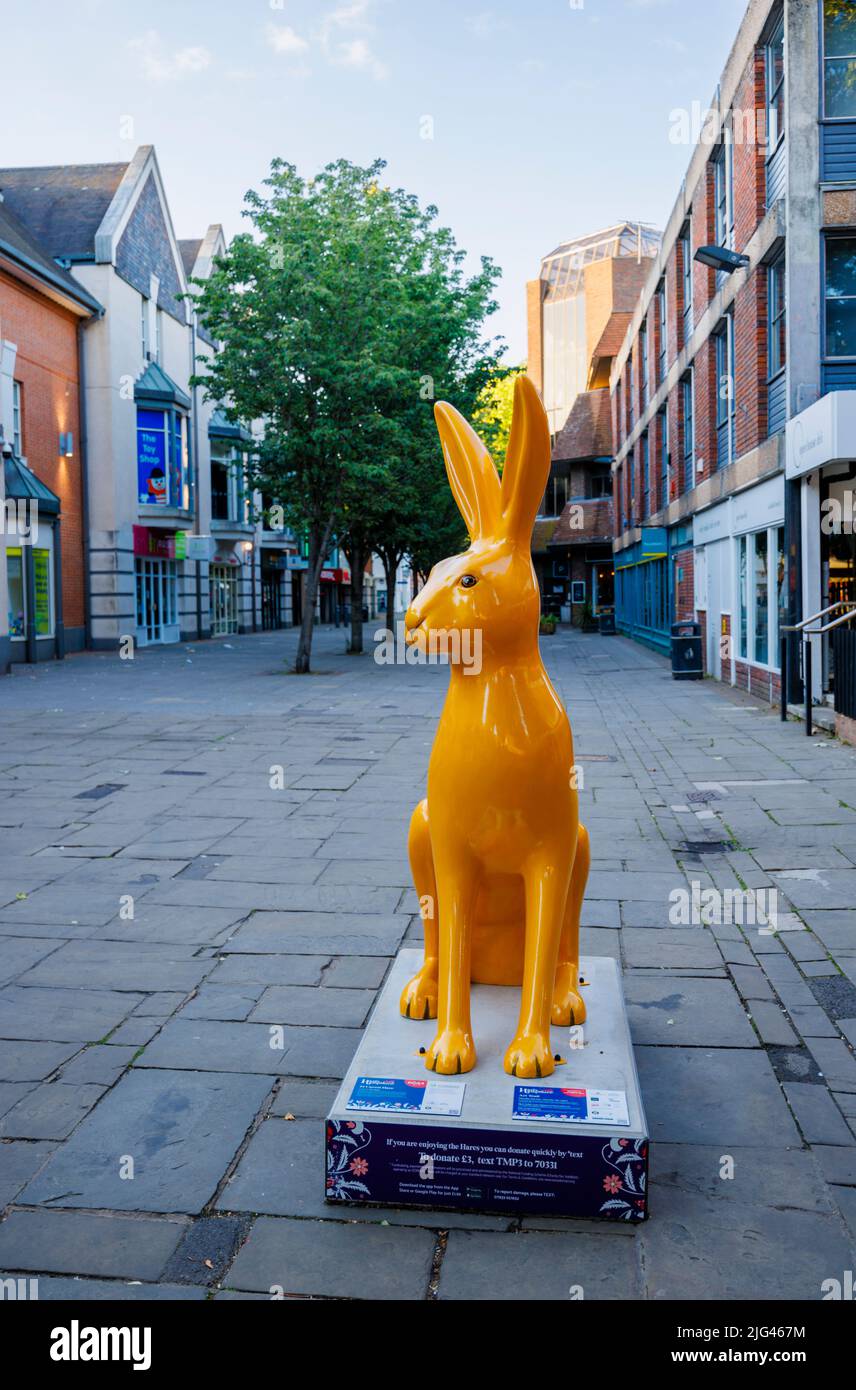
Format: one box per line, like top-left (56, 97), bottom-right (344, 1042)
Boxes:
top-left (348, 541), bottom-right (364, 655)
top-left (294, 515), bottom-right (333, 674)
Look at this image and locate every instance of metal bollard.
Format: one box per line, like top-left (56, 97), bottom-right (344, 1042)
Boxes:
top-left (780, 635), bottom-right (787, 722)
top-left (805, 638), bottom-right (813, 737)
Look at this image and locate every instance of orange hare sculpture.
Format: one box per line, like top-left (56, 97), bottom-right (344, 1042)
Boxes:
top-left (401, 374), bottom-right (590, 1078)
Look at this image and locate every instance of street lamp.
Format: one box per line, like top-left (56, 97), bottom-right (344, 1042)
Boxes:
top-left (694, 245), bottom-right (750, 274)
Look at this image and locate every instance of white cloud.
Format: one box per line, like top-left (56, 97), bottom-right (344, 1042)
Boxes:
top-left (265, 23), bottom-right (310, 56)
top-left (318, 1), bottom-right (388, 80)
top-left (129, 30), bottom-right (211, 82)
top-left (466, 11), bottom-right (510, 40)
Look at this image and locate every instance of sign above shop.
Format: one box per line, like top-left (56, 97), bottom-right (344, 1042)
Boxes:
top-left (133, 525), bottom-right (178, 560)
top-left (286, 555), bottom-right (308, 570)
top-left (786, 390), bottom-right (856, 481)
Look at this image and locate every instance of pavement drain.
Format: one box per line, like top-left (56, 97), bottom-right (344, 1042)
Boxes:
top-left (677, 840), bottom-right (736, 856)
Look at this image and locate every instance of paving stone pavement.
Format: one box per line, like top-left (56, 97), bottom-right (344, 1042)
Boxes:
top-left (1, 626), bottom-right (855, 1300)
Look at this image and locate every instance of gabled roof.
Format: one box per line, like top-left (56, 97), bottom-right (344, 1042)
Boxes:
top-left (552, 388), bottom-right (613, 463)
top-left (209, 406), bottom-right (253, 444)
top-left (134, 360), bottom-right (191, 411)
top-left (0, 198), bottom-right (102, 315)
top-left (0, 162), bottom-right (128, 261)
top-left (3, 450), bottom-right (61, 514)
top-left (178, 239), bottom-right (203, 278)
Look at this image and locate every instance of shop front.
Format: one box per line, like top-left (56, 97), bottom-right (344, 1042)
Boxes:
top-left (786, 391), bottom-right (856, 702)
top-left (3, 453), bottom-right (65, 664)
top-left (133, 526), bottom-right (185, 646)
top-left (614, 528), bottom-right (669, 653)
top-left (692, 474), bottom-right (785, 699)
top-left (209, 547), bottom-right (242, 637)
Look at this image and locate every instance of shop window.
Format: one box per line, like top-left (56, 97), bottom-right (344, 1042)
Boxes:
top-left (824, 0), bottom-right (856, 119)
top-left (137, 408), bottom-right (192, 510)
top-left (736, 526), bottom-right (784, 669)
top-left (825, 236), bottom-right (856, 358)
top-left (7, 548), bottom-right (25, 638)
top-left (6, 545), bottom-right (53, 639)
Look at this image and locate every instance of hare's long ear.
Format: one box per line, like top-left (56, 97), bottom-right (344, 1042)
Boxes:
top-left (500, 375), bottom-right (551, 547)
top-left (435, 401), bottom-right (501, 542)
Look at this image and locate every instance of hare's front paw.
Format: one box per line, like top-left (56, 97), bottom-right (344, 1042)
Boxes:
top-left (551, 964), bottom-right (587, 1027)
top-left (504, 1033), bottom-right (554, 1079)
top-left (400, 968), bottom-right (438, 1021)
top-left (425, 1028), bottom-right (476, 1075)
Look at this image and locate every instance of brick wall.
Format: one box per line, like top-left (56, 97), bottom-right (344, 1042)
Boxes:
top-left (732, 51), bottom-right (766, 256)
top-left (691, 164), bottom-right (716, 333)
top-left (0, 270), bottom-right (85, 634)
top-left (673, 547), bottom-right (694, 623)
top-left (734, 265), bottom-right (768, 455)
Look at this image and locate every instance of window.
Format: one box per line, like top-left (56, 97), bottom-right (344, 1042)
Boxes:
top-left (681, 371), bottom-right (695, 493)
top-left (680, 221), bottom-right (693, 330)
top-left (7, 544), bottom-right (54, 639)
top-left (825, 236), bottom-right (856, 357)
top-left (630, 448), bottom-right (636, 519)
top-left (659, 405), bottom-right (669, 507)
top-left (657, 279), bottom-right (667, 383)
top-left (641, 432), bottom-right (650, 519)
top-left (715, 316), bottom-right (735, 468)
top-left (137, 407), bottom-right (193, 510)
top-left (141, 297), bottom-right (149, 361)
top-left (639, 325), bottom-right (649, 407)
top-left (766, 12), bottom-right (785, 149)
top-left (769, 252), bottom-right (787, 377)
top-left (824, 0), bottom-right (856, 119)
top-left (627, 357), bottom-right (635, 427)
top-left (12, 381), bottom-right (22, 454)
top-left (211, 443), bottom-right (242, 522)
top-left (713, 135), bottom-right (734, 250)
top-left (589, 471), bottom-right (612, 499)
top-left (736, 526), bottom-right (785, 668)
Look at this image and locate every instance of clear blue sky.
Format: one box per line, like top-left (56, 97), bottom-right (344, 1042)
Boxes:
top-left (4, 0), bottom-right (749, 360)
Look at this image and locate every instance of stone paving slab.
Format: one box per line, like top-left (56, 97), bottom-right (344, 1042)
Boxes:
top-left (437, 1229), bottom-right (642, 1301)
top-left (224, 1215), bottom-right (436, 1299)
top-left (0, 1208), bottom-right (187, 1280)
top-left (19, 1068), bottom-right (273, 1213)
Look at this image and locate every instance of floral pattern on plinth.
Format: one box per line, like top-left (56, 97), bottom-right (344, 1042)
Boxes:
top-left (327, 1120), bottom-right (372, 1201)
top-left (598, 1138), bottom-right (648, 1221)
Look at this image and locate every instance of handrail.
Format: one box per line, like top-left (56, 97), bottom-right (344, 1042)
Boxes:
top-left (782, 600), bottom-right (855, 634)
top-left (802, 608), bottom-right (856, 637)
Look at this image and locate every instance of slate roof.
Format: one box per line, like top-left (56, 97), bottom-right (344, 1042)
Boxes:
top-left (178, 238), bottom-right (203, 278)
top-left (551, 498), bottom-right (614, 546)
top-left (3, 451), bottom-right (61, 514)
top-left (134, 360), bottom-right (191, 411)
top-left (0, 198), bottom-right (102, 314)
top-left (0, 162), bottom-right (128, 260)
top-left (552, 389), bottom-right (613, 463)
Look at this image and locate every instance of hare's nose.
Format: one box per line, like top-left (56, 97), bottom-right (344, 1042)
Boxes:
top-left (404, 607), bottom-right (422, 632)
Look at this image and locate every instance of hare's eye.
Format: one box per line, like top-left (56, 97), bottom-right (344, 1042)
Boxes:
top-left (460, 575), bottom-right (478, 589)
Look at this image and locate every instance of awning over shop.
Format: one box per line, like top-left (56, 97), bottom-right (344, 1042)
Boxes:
top-left (3, 451), bottom-right (60, 516)
top-left (134, 360), bottom-right (191, 411)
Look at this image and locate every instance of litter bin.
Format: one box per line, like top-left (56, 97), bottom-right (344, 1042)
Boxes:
top-left (598, 609), bottom-right (616, 635)
top-left (671, 621), bottom-right (703, 681)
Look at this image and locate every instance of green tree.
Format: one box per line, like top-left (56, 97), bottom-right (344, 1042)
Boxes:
top-left (190, 157), bottom-right (500, 671)
top-left (472, 364), bottom-right (525, 469)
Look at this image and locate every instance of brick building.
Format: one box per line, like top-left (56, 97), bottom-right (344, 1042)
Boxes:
top-left (0, 196), bottom-right (101, 673)
top-left (611, 0), bottom-right (808, 706)
top-left (528, 224), bottom-right (659, 622)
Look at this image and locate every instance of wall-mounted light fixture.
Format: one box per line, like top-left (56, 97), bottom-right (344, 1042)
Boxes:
top-left (694, 245), bottom-right (750, 274)
top-left (58, 431), bottom-right (74, 458)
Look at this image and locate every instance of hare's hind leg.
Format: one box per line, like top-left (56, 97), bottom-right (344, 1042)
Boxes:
top-left (400, 800), bottom-right (439, 1021)
top-left (552, 824), bottom-right (590, 1026)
